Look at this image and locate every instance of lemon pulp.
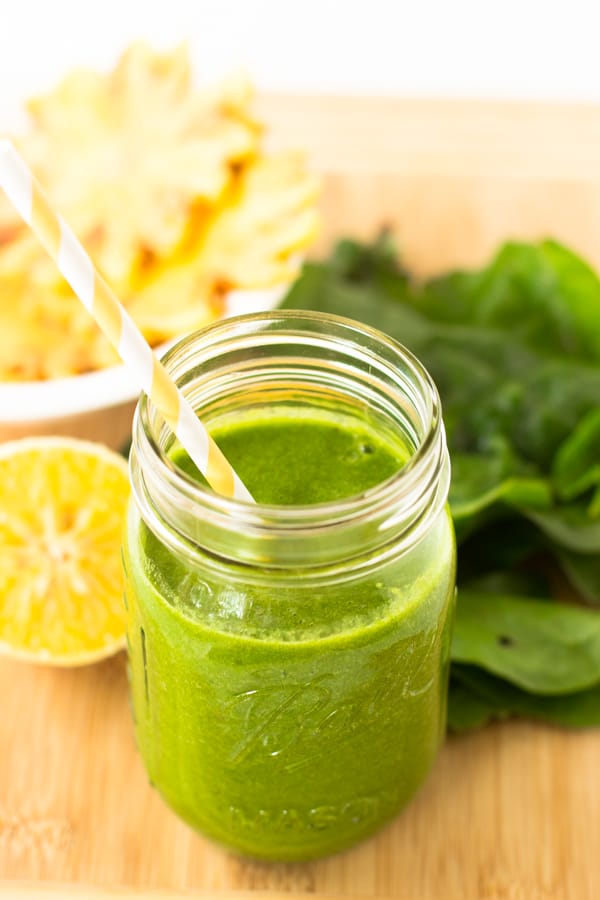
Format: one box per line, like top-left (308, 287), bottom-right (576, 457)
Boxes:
top-left (0, 437), bottom-right (129, 665)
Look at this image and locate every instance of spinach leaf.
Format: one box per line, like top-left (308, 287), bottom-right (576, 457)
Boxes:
top-left (452, 590), bottom-right (600, 694)
top-left (421, 240), bottom-right (600, 363)
top-left (450, 665), bottom-right (600, 730)
top-left (552, 408), bottom-right (600, 501)
top-left (510, 360), bottom-right (600, 469)
top-left (524, 501), bottom-right (600, 554)
top-left (282, 263), bottom-right (429, 350)
top-left (557, 550), bottom-right (600, 606)
top-left (449, 450), bottom-right (551, 537)
top-left (447, 679), bottom-right (498, 732)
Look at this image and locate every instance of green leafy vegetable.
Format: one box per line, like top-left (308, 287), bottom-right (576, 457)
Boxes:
top-left (525, 502), bottom-right (600, 553)
top-left (556, 550), bottom-right (600, 606)
top-left (452, 590), bottom-right (600, 694)
top-left (447, 679), bottom-right (496, 733)
top-left (420, 240), bottom-right (600, 362)
top-left (552, 408), bottom-right (600, 501)
top-left (449, 666), bottom-right (600, 731)
top-left (281, 235), bottom-right (600, 728)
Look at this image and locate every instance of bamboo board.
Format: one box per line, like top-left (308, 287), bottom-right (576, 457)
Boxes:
top-left (2, 94), bottom-right (600, 900)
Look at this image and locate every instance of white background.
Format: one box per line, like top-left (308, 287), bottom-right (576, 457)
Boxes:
top-left (1, 0), bottom-right (600, 110)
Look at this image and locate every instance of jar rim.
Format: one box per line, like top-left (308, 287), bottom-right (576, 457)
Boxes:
top-left (130, 310), bottom-right (450, 567)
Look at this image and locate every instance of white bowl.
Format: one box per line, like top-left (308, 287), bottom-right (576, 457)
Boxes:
top-left (0, 285), bottom-right (287, 450)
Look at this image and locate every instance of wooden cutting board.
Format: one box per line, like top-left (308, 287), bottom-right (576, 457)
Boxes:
top-left (2, 94), bottom-right (600, 900)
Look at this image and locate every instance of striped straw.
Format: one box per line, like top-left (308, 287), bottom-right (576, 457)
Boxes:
top-left (0, 139), bottom-right (253, 502)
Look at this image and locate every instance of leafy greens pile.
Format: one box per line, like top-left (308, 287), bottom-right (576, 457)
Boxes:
top-left (280, 235), bottom-right (600, 730)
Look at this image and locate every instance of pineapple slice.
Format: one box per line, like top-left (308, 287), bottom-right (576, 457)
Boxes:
top-left (19, 43), bottom-right (260, 289)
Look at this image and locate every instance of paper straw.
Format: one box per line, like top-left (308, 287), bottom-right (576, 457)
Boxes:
top-left (0, 139), bottom-right (253, 502)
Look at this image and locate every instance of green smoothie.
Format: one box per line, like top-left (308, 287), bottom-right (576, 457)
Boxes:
top-left (124, 409), bottom-right (455, 860)
top-left (181, 416), bottom-right (405, 504)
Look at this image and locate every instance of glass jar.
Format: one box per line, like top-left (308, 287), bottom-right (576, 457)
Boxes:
top-left (123, 311), bottom-right (455, 861)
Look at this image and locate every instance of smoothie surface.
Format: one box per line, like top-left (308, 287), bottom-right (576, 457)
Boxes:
top-left (173, 413), bottom-right (409, 505)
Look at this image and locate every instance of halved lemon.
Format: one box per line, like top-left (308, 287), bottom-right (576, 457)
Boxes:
top-left (0, 437), bottom-right (130, 665)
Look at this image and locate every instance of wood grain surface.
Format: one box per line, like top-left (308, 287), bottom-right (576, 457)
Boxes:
top-left (259, 93), bottom-right (600, 278)
top-left (2, 95), bottom-right (600, 900)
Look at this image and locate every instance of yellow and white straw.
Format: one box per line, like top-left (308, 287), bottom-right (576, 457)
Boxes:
top-left (0, 140), bottom-right (253, 502)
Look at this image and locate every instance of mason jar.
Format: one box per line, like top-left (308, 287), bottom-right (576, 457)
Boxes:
top-left (123, 311), bottom-right (455, 861)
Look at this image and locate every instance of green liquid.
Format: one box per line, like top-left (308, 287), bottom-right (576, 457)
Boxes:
top-left (124, 411), bottom-right (455, 860)
top-left (177, 415), bottom-right (406, 504)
